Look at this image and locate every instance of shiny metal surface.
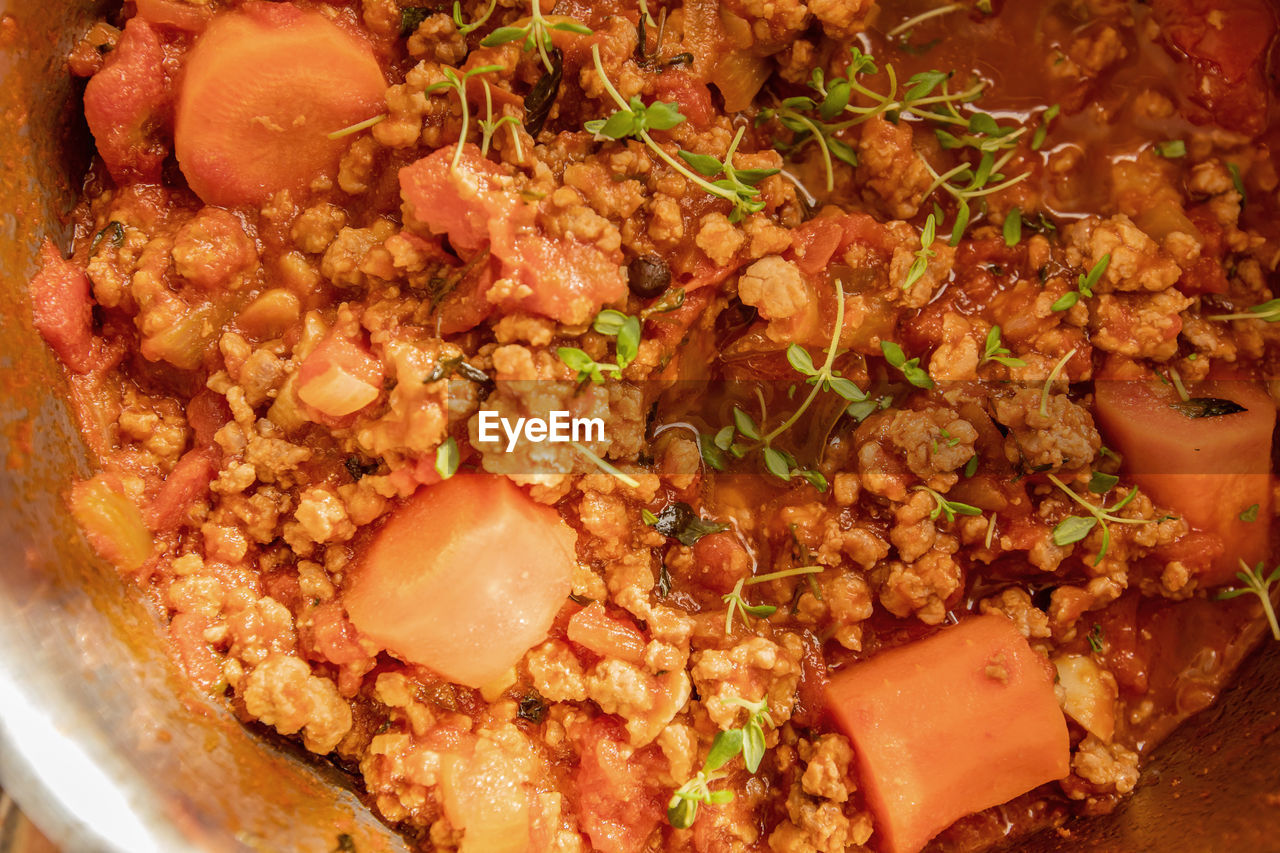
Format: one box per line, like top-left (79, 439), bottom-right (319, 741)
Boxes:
top-left (0, 2), bottom-right (1274, 852)
top-left (0, 2), bottom-right (404, 851)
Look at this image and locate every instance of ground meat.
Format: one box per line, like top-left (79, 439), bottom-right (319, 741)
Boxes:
top-left (696, 212), bottom-right (747, 267)
top-left (1069, 734), bottom-right (1140, 796)
top-left (992, 389), bottom-right (1100, 472)
top-left (886, 406), bottom-right (978, 489)
top-left (242, 654), bottom-right (354, 753)
top-left (873, 550), bottom-right (963, 625)
top-left (856, 116), bottom-right (931, 219)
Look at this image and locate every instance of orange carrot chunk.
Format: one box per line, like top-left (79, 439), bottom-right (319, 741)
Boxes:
top-left (825, 615), bottom-right (1069, 853)
top-left (1093, 376), bottom-right (1275, 586)
top-left (174, 2), bottom-right (385, 207)
top-left (345, 475), bottom-right (576, 688)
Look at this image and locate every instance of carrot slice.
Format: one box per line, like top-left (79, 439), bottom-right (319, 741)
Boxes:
top-left (174, 2), bottom-right (386, 206)
top-left (344, 475), bottom-right (576, 688)
top-left (825, 615), bottom-right (1069, 853)
top-left (1093, 376), bottom-right (1275, 585)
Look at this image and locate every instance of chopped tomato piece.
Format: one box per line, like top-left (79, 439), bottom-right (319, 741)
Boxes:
top-left (399, 145), bottom-right (627, 325)
top-left (30, 240), bottom-right (94, 373)
top-left (83, 18), bottom-right (172, 182)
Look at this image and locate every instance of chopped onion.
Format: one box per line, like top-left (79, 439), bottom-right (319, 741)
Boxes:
top-left (69, 477), bottom-right (155, 573)
top-left (297, 364), bottom-right (379, 417)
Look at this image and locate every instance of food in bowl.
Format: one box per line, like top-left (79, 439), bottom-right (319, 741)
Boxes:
top-left (28, 0), bottom-right (1280, 850)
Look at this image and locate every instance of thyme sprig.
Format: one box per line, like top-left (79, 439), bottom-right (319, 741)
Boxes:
top-left (452, 0), bottom-right (497, 35)
top-left (481, 2), bottom-right (591, 72)
top-left (981, 325), bottom-right (1025, 368)
top-left (1051, 253), bottom-right (1111, 312)
top-left (558, 308), bottom-right (642, 383)
top-left (1208, 297), bottom-right (1280, 323)
top-left (702, 280), bottom-right (869, 487)
top-left (587, 46), bottom-right (774, 221)
top-left (902, 213), bottom-right (938, 290)
top-left (914, 485), bottom-right (982, 523)
top-left (478, 80), bottom-right (524, 159)
top-left (1216, 560), bottom-right (1280, 641)
top-left (723, 566), bottom-right (825, 634)
top-left (668, 697), bottom-right (775, 828)
top-left (1048, 473), bottom-right (1155, 565)
top-left (423, 64), bottom-right (505, 170)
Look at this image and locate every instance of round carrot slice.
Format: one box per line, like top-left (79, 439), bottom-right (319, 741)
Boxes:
top-left (174, 2), bottom-right (386, 206)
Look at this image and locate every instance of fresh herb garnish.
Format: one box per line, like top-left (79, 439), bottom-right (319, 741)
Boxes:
top-left (703, 280), bottom-right (868, 487)
top-left (1227, 163), bottom-right (1247, 206)
top-left (1170, 397), bottom-right (1247, 419)
top-left (585, 47), bottom-right (775, 221)
top-left (1216, 560), bottom-right (1280, 641)
top-left (327, 114), bottom-right (388, 141)
top-left (451, 0), bottom-right (497, 35)
top-left (473, 79), bottom-right (524, 160)
top-left (1031, 103), bottom-right (1059, 151)
top-left (668, 697), bottom-right (775, 828)
top-left (1039, 349), bottom-right (1075, 417)
top-left (914, 485), bottom-right (982, 523)
top-left (880, 339), bottom-right (935, 389)
top-left (435, 436), bottom-right (460, 479)
top-left (423, 64), bottom-right (505, 170)
top-left (481, 2), bottom-right (591, 72)
top-left (89, 221), bottom-right (125, 255)
top-left (1003, 207), bottom-right (1022, 247)
top-left (572, 441), bottom-right (639, 488)
top-left (981, 325), bottom-right (1026, 368)
top-left (1088, 471), bottom-right (1119, 493)
top-left (558, 347), bottom-right (619, 384)
top-left (592, 308), bottom-right (642, 370)
top-left (1240, 503), bottom-right (1260, 523)
top-left (902, 213), bottom-right (938, 290)
top-left (1087, 623), bottom-right (1105, 654)
top-left (1208, 297), bottom-right (1280, 323)
top-left (1052, 253), bottom-right (1111, 312)
top-left (1048, 473), bottom-right (1155, 565)
top-left (723, 566), bottom-right (824, 634)
top-left (646, 502), bottom-right (729, 546)
top-left (1153, 139), bottom-right (1186, 158)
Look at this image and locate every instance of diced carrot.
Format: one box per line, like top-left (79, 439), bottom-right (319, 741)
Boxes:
top-left (567, 602), bottom-right (647, 665)
top-left (145, 447), bottom-right (218, 531)
top-left (135, 0), bottom-right (212, 32)
top-left (30, 240), bottom-right (94, 373)
top-left (174, 2), bottom-right (386, 206)
top-left (83, 18), bottom-right (172, 182)
top-left (1093, 376), bottom-right (1275, 586)
top-left (295, 329), bottom-right (384, 420)
top-left (825, 615), bottom-right (1069, 853)
top-left (344, 475), bottom-right (576, 688)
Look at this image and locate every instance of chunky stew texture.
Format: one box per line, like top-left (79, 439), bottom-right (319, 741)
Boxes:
top-left (32, 0), bottom-right (1280, 850)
